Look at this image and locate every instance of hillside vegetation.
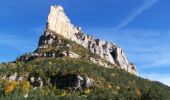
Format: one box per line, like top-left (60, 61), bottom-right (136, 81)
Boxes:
top-left (0, 57), bottom-right (170, 100)
top-left (0, 34), bottom-right (170, 100)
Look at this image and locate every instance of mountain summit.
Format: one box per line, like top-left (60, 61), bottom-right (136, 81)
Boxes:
top-left (47, 5), bottom-right (79, 40)
top-left (19, 5), bottom-right (138, 75)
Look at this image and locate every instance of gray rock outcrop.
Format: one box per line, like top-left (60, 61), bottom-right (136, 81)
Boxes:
top-left (50, 73), bottom-right (94, 91)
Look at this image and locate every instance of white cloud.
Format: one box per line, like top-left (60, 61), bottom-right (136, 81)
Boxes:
top-left (115, 0), bottom-right (158, 30)
top-left (139, 53), bottom-right (170, 68)
top-left (141, 73), bottom-right (170, 86)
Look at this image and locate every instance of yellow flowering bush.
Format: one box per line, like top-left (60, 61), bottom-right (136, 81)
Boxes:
top-left (107, 84), bottom-right (112, 89)
top-left (84, 88), bottom-right (93, 95)
top-left (111, 73), bottom-right (116, 78)
top-left (61, 91), bottom-right (66, 96)
top-left (40, 87), bottom-right (50, 96)
top-left (116, 85), bottom-right (120, 90)
top-left (135, 89), bottom-right (141, 97)
top-left (4, 81), bottom-right (17, 95)
top-left (21, 79), bottom-right (30, 94)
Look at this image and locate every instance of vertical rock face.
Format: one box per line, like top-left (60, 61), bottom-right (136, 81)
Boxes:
top-left (47, 6), bottom-right (79, 40)
top-left (39, 5), bottom-right (138, 75)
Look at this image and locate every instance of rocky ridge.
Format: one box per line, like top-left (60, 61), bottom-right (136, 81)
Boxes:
top-left (18, 5), bottom-right (138, 75)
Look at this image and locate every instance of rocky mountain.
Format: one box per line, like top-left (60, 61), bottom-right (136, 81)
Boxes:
top-left (0, 5), bottom-right (170, 99)
top-left (18, 5), bottom-right (138, 75)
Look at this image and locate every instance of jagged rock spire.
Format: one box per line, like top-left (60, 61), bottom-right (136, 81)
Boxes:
top-left (40, 5), bottom-right (138, 75)
top-left (47, 5), bottom-right (79, 40)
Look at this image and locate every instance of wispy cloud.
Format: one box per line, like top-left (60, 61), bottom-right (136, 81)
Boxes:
top-left (141, 73), bottom-right (170, 86)
top-left (30, 26), bottom-right (45, 35)
top-left (85, 27), bottom-right (170, 86)
top-left (85, 27), bottom-right (170, 68)
top-left (0, 33), bottom-right (36, 52)
top-left (138, 52), bottom-right (170, 68)
top-left (115, 0), bottom-right (158, 30)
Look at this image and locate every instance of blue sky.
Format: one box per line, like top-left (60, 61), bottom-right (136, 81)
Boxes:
top-left (0, 0), bottom-right (170, 86)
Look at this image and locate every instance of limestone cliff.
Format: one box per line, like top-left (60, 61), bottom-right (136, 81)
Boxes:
top-left (42, 5), bottom-right (138, 75)
top-left (18, 5), bottom-right (138, 75)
